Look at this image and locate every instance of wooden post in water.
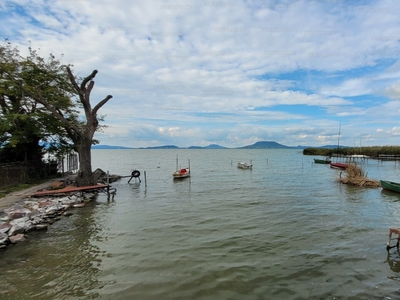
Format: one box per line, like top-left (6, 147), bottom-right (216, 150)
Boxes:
top-left (144, 171), bottom-right (147, 187)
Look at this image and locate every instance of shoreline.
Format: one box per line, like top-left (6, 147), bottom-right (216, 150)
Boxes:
top-left (0, 178), bottom-right (101, 250)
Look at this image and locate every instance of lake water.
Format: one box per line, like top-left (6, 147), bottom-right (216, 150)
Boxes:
top-left (2, 149), bottom-right (400, 299)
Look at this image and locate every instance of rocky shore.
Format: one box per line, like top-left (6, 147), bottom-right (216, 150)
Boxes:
top-left (0, 170), bottom-right (121, 250)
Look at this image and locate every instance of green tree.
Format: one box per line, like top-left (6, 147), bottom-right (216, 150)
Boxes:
top-left (0, 41), bottom-right (112, 186)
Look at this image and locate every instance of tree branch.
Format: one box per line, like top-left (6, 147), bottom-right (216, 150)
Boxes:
top-left (93, 95), bottom-right (113, 115)
top-left (80, 70), bottom-right (98, 90)
top-left (66, 67), bottom-right (80, 93)
top-left (24, 85), bottom-right (82, 135)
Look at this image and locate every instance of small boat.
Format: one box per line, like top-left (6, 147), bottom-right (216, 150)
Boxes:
top-left (238, 162), bottom-right (252, 169)
top-left (380, 180), bottom-right (400, 193)
top-left (173, 167), bottom-right (190, 179)
top-left (173, 155), bottom-right (190, 179)
top-left (330, 162), bottom-right (348, 169)
top-left (314, 157), bottom-right (331, 164)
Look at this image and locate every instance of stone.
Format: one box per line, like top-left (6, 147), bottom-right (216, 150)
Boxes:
top-left (35, 224), bottom-right (49, 230)
top-left (48, 181), bottom-right (66, 190)
top-left (8, 211), bottom-right (27, 220)
top-left (10, 217), bottom-right (29, 226)
top-left (9, 233), bottom-right (25, 243)
top-left (8, 223), bottom-right (24, 236)
top-left (0, 210), bottom-right (9, 222)
top-left (0, 223), bottom-right (11, 234)
top-left (0, 231), bottom-right (9, 245)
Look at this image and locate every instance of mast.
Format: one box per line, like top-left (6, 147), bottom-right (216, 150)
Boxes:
top-left (337, 121), bottom-right (341, 159)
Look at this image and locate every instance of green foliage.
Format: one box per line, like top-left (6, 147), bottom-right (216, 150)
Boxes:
top-left (0, 40), bottom-right (78, 163)
top-left (303, 146), bottom-right (400, 157)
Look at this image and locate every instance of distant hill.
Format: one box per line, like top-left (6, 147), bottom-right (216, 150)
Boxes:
top-left (188, 144), bottom-right (227, 149)
top-left (92, 145), bottom-right (133, 149)
top-left (239, 141), bottom-right (291, 149)
top-left (92, 141), bottom-right (349, 150)
top-left (140, 145), bottom-right (179, 149)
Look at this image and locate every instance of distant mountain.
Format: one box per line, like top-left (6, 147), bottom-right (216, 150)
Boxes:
top-left (140, 145), bottom-right (179, 149)
top-left (92, 141), bottom-right (349, 150)
top-left (188, 144), bottom-right (227, 149)
top-left (239, 141), bottom-right (291, 149)
top-left (92, 145), bottom-right (133, 149)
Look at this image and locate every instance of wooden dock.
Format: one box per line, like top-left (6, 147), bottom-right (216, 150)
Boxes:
top-left (32, 184), bottom-right (116, 198)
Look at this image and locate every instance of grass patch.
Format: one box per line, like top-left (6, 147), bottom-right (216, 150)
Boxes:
top-left (337, 162), bottom-right (380, 188)
top-left (0, 180), bottom-right (49, 199)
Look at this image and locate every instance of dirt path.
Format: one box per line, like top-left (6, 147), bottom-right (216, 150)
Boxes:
top-left (0, 179), bottom-right (62, 209)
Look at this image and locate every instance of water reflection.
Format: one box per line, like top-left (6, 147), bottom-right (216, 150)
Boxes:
top-left (0, 198), bottom-right (106, 299)
top-left (386, 253), bottom-right (400, 273)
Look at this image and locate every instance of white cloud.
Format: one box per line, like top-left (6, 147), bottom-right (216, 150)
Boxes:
top-left (2, 0), bottom-right (400, 147)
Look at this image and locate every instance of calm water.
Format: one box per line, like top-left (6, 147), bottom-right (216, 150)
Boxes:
top-left (2, 149), bottom-right (400, 299)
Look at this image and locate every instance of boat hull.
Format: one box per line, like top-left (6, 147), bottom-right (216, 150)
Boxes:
top-left (238, 162), bottom-right (252, 169)
top-left (380, 180), bottom-right (400, 193)
top-left (330, 162), bottom-right (348, 169)
top-left (173, 168), bottom-right (190, 179)
top-left (314, 158), bottom-right (331, 164)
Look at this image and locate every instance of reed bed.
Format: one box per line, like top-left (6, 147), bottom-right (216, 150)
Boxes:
top-left (338, 162), bottom-right (380, 188)
top-left (303, 145), bottom-right (400, 157)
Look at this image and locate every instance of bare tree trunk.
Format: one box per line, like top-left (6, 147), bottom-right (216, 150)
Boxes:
top-left (75, 137), bottom-right (94, 186)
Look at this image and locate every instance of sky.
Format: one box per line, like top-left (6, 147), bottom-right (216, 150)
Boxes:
top-left (1, 0), bottom-right (400, 148)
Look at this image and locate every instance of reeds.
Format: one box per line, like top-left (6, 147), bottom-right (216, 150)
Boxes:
top-left (338, 162), bottom-right (380, 188)
top-left (303, 145), bottom-right (400, 158)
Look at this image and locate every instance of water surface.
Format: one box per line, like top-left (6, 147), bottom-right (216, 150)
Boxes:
top-left (1, 149), bottom-right (400, 299)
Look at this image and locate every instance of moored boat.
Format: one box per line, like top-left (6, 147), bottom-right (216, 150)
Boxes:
top-left (238, 162), bottom-right (252, 169)
top-left (173, 168), bottom-right (190, 179)
top-left (173, 155), bottom-right (190, 179)
top-left (380, 180), bottom-right (400, 193)
top-left (314, 158), bottom-right (331, 164)
top-left (330, 162), bottom-right (348, 169)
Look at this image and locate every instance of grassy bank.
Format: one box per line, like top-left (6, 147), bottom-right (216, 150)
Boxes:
top-left (0, 180), bottom-right (50, 199)
top-left (303, 146), bottom-right (400, 158)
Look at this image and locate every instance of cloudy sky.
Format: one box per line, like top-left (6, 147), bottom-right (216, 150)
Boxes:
top-left (1, 0), bottom-right (400, 148)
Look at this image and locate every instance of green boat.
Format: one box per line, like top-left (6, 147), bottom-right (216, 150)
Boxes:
top-left (380, 180), bottom-right (400, 193)
top-left (314, 158), bottom-right (331, 164)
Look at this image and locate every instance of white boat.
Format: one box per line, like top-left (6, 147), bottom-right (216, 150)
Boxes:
top-left (238, 162), bottom-right (252, 169)
top-left (173, 156), bottom-right (190, 179)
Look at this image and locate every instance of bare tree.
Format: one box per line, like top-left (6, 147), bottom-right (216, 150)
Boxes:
top-left (32, 68), bottom-right (112, 186)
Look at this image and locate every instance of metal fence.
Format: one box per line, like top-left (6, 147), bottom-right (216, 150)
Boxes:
top-left (0, 160), bottom-right (58, 189)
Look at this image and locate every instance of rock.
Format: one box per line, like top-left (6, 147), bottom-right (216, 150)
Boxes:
top-left (35, 224), bottom-right (49, 230)
top-left (93, 168), bottom-right (106, 183)
top-left (0, 210), bottom-right (9, 222)
top-left (9, 233), bottom-right (25, 243)
top-left (8, 223), bottom-right (25, 236)
top-left (48, 181), bottom-right (66, 190)
top-left (0, 223), bottom-right (12, 234)
top-left (8, 211), bottom-right (27, 220)
top-left (0, 231), bottom-right (9, 245)
top-left (38, 201), bottom-right (54, 208)
top-left (73, 203), bottom-right (86, 208)
top-left (10, 216), bottom-right (29, 226)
